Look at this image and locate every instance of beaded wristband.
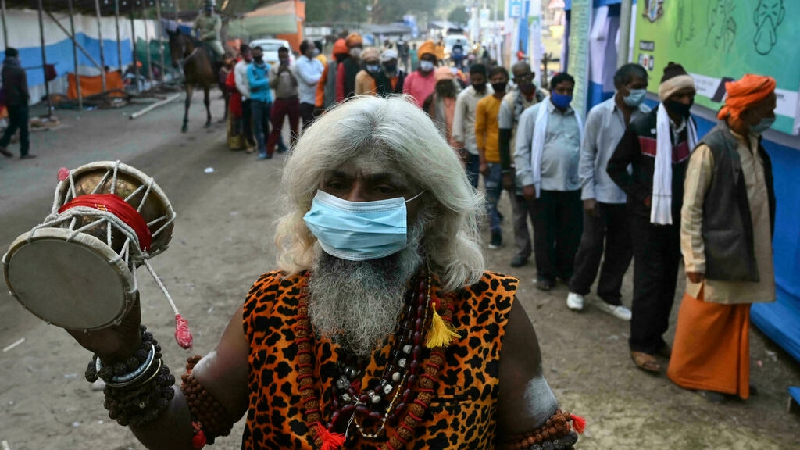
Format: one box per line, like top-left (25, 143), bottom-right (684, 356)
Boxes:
top-left (84, 325), bottom-right (175, 428)
top-left (501, 410), bottom-right (583, 450)
top-left (180, 355), bottom-right (236, 448)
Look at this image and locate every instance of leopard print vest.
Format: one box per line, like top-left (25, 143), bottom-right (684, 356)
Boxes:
top-left (242, 270), bottom-right (517, 449)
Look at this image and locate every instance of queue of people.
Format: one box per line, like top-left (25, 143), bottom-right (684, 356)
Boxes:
top-left (407, 48), bottom-right (777, 403)
top-left (227, 36), bottom-right (778, 403)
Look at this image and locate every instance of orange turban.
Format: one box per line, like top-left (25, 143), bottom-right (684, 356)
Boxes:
top-left (332, 39), bottom-right (348, 56)
top-left (345, 33), bottom-right (362, 48)
top-left (418, 40), bottom-right (436, 59)
top-left (717, 74), bottom-right (777, 125)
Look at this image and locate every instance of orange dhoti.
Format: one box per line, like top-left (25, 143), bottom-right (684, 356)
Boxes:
top-left (667, 290), bottom-right (751, 399)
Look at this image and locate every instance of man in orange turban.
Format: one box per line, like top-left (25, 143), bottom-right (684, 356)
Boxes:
top-left (316, 39), bottom-right (349, 114)
top-left (336, 34), bottom-right (364, 102)
top-left (403, 40), bottom-right (438, 107)
top-left (668, 74), bottom-right (778, 402)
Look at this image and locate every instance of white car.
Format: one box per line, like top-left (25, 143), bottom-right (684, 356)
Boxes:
top-left (249, 38), bottom-right (296, 68)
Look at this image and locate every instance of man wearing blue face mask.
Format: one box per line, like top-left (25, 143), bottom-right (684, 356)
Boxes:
top-left (515, 72), bottom-right (584, 292)
top-left (566, 64), bottom-right (650, 319)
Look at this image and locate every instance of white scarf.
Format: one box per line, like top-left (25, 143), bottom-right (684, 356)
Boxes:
top-left (651, 105), bottom-right (698, 224)
top-left (531, 98), bottom-right (584, 198)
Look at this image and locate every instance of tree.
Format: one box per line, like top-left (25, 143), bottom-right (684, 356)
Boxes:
top-left (448, 6), bottom-right (469, 25)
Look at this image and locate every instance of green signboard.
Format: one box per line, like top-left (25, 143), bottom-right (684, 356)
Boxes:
top-left (634, 0), bottom-right (800, 134)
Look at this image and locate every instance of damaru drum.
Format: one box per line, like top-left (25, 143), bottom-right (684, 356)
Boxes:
top-left (3, 161), bottom-right (176, 331)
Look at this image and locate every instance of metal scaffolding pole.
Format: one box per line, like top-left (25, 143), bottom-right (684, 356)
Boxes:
top-left (67, 0), bottom-right (82, 110)
top-left (142, 1), bottom-right (153, 84)
top-left (130, 5), bottom-right (139, 92)
top-left (115, 0), bottom-right (123, 71)
top-left (155, 0), bottom-right (165, 81)
top-left (95, 0), bottom-right (107, 92)
top-left (1, 0), bottom-right (8, 48)
top-left (37, 0), bottom-right (52, 117)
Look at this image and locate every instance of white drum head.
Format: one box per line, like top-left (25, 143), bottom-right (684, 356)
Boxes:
top-left (3, 228), bottom-right (134, 330)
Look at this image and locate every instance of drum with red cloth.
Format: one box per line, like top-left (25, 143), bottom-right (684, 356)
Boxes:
top-left (2, 161), bottom-right (192, 347)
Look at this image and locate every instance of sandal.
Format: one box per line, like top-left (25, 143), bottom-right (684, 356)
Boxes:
top-left (631, 351), bottom-right (661, 374)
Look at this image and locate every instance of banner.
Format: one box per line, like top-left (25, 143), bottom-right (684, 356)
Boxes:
top-left (634, 0), bottom-right (800, 135)
top-left (510, 0), bottom-right (524, 18)
top-left (566, 0), bottom-right (591, 118)
top-left (528, 0), bottom-right (543, 86)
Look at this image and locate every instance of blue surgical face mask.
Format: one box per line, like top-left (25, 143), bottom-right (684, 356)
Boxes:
top-left (366, 64), bottom-right (381, 73)
top-left (750, 116), bottom-right (775, 134)
top-left (420, 61), bottom-right (435, 72)
top-left (624, 88), bottom-right (646, 106)
top-left (303, 190), bottom-right (423, 261)
top-left (550, 93), bottom-right (573, 108)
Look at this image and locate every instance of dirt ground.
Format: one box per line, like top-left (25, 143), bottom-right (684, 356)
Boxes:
top-left (0, 95), bottom-right (798, 449)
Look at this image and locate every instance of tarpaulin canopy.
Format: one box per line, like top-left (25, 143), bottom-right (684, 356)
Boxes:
top-left (239, 0), bottom-right (303, 37)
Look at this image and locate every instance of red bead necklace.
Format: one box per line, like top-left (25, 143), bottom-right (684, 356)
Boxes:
top-left (294, 272), bottom-right (456, 450)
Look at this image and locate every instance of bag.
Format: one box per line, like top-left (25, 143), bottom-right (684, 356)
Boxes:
top-left (45, 64), bottom-right (57, 82)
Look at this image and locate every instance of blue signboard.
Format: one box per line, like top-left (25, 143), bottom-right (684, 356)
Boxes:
top-left (510, 0), bottom-right (524, 18)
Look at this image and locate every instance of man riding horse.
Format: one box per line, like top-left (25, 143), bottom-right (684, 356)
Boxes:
top-left (194, 0), bottom-right (224, 64)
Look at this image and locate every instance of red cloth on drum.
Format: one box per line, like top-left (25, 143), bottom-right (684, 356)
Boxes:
top-left (58, 194), bottom-right (153, 252)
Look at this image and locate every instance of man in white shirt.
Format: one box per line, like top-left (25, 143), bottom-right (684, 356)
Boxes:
top-left (295, 39), bottom-right (324, 133)
top-left (452, 64), bottom-right (492, 188)
top-left (234, 44), bottom-right (255, 150)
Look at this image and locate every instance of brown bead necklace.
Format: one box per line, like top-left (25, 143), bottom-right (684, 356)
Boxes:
top-left (294, 271), bottom-right (455, 450)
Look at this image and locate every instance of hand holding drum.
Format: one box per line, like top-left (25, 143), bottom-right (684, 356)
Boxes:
top-left (3, 161), bottom-right (191, 359)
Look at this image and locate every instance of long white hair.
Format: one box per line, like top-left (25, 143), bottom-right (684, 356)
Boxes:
top-left (275, 96), bottom-right (485, 291)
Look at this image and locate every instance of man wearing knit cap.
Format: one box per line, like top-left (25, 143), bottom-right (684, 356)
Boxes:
top-left (380, 48), bottom-right (405, 94)
top-left (336, 34), bottom-right (363, 102)
top-left (668, 74), bottom-right (777, 402)
top-left (316, 39), bottom-right (348, 114)
top-left (356, 48), bottom-right (403, 97)
top-left (607, 62), bottom-right (698, 374)
top-left (403, 40), bottom-right (438, 107)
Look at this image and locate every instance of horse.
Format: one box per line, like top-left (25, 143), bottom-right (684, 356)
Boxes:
top-left (167, 29), bottom-right (219, 133)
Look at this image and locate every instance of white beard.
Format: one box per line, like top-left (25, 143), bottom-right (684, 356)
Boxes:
top-left (308, 225), bottom-right (424, 358)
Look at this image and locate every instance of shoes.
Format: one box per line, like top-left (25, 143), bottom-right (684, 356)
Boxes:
top-left (696, 390), bottom-right (725, 403)
top-left (510, 255), bottom-right (528, 267)
top-left (596, 302), bottom-right (632, 321)
top-left (488, 231), bottom-right (502, 249)
top-left (536, 277), bottom-right (555, 292)
top-left (566, 293), bottom-right (585, 311)
top-left (630, 351), bottom-right (661, 374)
top-left (20, 154), bottom-right (37, 160)
top-left (0, 147), bottom-right (11, 158)
top-left (258, 153), bottom-right (272, 160)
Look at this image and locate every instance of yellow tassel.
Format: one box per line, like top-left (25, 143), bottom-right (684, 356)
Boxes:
top-left (426, 308), bottom-right (460, 349)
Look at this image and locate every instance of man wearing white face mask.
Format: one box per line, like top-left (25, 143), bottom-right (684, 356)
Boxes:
top-left (566, 64), bottom-right (650, 319)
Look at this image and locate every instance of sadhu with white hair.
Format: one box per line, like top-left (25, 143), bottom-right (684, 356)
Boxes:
top-left (66, 97), bottom-right (583, 449)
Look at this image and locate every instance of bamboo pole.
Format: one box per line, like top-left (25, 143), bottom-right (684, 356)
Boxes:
top-left (1, 0), bottom-right (8, 48)
top-left (155, 0), bottom-right (166, 81)
top-left (115, 0), bottom-right (123, 71)
top-left (37, 0), bottom-right (53, 117)
top-left (67, 0), bottom-right (82, 110)
top-left (94, 0), bottom-right (107, 92)
top-left (142, 1), bottom-right (153, 84)
top-left (45, 10), bottom-right (103, 69)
